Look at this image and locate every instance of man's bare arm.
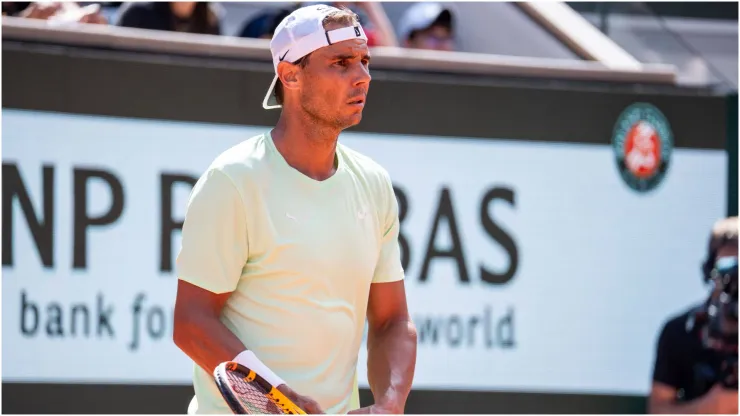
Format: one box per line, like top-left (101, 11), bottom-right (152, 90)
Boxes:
top-left (173, 280), bottom-right (323, 414)
top-left (172, 280), bottom-right (325, 413)
top-left (173, 279), bottom-right (247, 374)
top-left (352, 280), bottom-right (417, 414)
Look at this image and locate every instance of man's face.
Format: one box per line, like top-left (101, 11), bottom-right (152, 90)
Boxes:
top-left (711, 243), bottom-right (738, 299)
top-left (713, 244), bottom-right (738, 335)
top-left (296, 23), bottom-right (371, 130)
top-left (407, 24), bottom-right (454, 51)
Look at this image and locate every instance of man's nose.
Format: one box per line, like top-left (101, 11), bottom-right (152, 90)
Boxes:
top-left (353, 62), bottom-right (371, 86)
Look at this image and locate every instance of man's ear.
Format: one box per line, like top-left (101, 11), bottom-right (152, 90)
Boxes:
top-left (277, 61), bottom-right (300, 92)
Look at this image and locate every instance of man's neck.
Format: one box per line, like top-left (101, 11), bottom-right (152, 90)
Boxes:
top-left (271, 111), bottom-right (341, 181)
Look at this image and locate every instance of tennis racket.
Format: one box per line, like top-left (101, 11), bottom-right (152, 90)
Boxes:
top-left (214, 361), bottom-right (307, 414)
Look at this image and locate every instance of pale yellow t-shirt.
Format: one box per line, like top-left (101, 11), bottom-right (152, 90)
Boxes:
top-left (176, 131), bottom-right (404, 414)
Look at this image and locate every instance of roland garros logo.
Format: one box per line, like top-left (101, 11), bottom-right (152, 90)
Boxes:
top-left (612, 103), bottom-right (674, 193)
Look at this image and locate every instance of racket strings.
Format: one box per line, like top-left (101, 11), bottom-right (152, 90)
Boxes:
top-left (226, 370), bottom-right (282, 414)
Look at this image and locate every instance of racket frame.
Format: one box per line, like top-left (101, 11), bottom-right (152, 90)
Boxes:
top-left (214, 361), bottom-right (306, 415)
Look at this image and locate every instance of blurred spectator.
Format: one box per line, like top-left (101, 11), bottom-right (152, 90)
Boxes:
top-left (237, 5), bottom-right (296, 39)
top-left (3, 2), bottom-right (32, 16)
top-left (3, 2), bottom-right (107, 24)
top-left (116, 2), bottom-right (221, 35)
top-left (648, 217), bottom-right (738, 414)
top-left (398, 2), bottom-right (454, 51)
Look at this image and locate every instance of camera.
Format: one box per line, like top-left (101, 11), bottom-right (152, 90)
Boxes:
top-left (691, 256), bottom-right (738, 391)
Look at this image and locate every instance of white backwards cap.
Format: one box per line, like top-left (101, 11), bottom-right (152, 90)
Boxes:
top-left (262, 4), bottom-right (368, 110)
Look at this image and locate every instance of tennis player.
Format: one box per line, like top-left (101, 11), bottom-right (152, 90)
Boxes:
top-left (173, 4), bottom-right (417, 414)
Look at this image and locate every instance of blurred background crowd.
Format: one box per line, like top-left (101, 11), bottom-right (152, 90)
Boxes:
top-left (1, 1), bottom-right (455, 51)
top-left (2, 1), bottom-right (737, 90)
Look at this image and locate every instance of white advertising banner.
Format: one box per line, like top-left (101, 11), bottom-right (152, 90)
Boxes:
top-left (2, 109), bottom-right (727, 395)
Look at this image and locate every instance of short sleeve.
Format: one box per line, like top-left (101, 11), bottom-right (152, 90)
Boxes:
top-left (652, 319), bottom-right (681, 388)
top-left (176, 168), bottom-right (248, 294)
top-left (371, 171), bottom-right (405, 284)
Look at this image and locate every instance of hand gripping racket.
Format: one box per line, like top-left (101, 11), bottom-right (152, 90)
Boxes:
top-left (214, 361), bottom-right (307, 414)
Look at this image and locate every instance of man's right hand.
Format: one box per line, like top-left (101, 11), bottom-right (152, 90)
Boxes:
top-left (700, 383), bottom-right (738, 414)
top-left (277, 385), bottom-right (324, 414)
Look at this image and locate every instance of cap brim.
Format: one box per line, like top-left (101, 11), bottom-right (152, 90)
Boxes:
top-left (262, 75), bottom-right (282, 110)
